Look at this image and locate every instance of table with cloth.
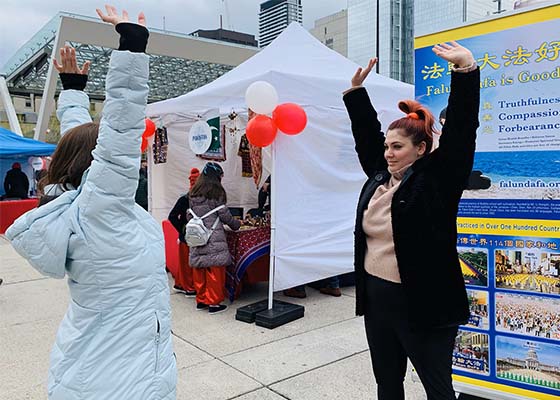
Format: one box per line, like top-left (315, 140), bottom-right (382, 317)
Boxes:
top-left (225, 226), bottom-right (270, 301)
top-left (0, 199), bottom-right (39, 233)
top-left (162, 220), bottom-right (270, 301)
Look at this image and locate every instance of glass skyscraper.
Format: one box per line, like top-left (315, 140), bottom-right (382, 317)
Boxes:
top-left (415, 0), bottom-right (516, 36)
top-left (347, 0), bottom-right (517, 83)
top-left (348, 0), bottom-right (414, 83)
top-left (259, 0), bottom-right (303, 48)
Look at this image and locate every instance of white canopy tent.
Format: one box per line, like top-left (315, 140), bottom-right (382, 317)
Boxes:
top-left (147, 23), bottom-right (413, 291)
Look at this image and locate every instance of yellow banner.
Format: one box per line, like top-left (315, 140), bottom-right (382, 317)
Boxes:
top-left (457, 218), bottom-right (560, 238)
top-left (453, 375), bottom-right (560, 400)
top-left (415, 4), bottom-right (560, 48)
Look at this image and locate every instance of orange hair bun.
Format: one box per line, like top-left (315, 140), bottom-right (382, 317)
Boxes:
top-left (407, 112), bottom-right (419, 120)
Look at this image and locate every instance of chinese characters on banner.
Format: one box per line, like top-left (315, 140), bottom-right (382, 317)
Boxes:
top-left (415, 15), bottom-right (560, 399)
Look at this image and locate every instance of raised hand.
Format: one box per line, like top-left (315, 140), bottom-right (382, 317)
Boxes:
top-left (53, 45), bottom-right (90, 75)
top-left (351, 57), bottom-right (378, 87)
top-left (96, 4), bottom-right (145, 26)
top-left (432, 41), bottom-right (475, 69)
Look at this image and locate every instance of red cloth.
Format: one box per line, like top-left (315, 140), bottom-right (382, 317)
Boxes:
top-left (249, 144), bottom-right (262, 186)
top-left (193, 266), bottom-right (226, 306)
top-left (0, 199), bottom-right (39, 234)
top-left (176, 243), bottom-right (195, 291)
top-left (161, 220), bottom-right (179, 278)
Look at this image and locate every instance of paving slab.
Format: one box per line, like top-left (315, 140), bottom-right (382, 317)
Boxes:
top-left (233, 387), bottom-right (287, 400)
top-left (0, 318), bottom-right (59, 400)
top-left (172, 334), bottom-right (214, 370)
top-left (222, 317), bottom-right (368, 385)
top-left (1, 234), bottom-right (439, 400)
top-left (270, 352), bottom-right (427, 400)
top-left (0, 275), bottom-right (68, 328)
top-left (170, 283), bottom-right (357, 359)
top-left (0, 236), bottom-right (44, 284)
top-left (176, 359), bottom-right (262, 400)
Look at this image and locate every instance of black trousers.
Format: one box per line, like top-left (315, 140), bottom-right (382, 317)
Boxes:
top-left (363, 274), bottom-right (458, 400)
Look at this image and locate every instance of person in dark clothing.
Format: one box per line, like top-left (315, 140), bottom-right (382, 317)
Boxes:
top-left (168, 167), bottom-right (200, 296)
top-left (135, 160), bottom-right (148, 210)
top-left (343, 41), bottom-right (479, 400)
top-left (3, 162), bottom-right (29, 199)
top-left (258, 175), bottom-right (271, 215)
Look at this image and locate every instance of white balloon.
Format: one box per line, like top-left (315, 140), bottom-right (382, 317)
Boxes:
top-left (245, 81), bottom-right (278, 115)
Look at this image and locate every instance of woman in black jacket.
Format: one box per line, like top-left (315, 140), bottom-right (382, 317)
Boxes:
top-left (343, 42), bottom-right (480, 400)
top-left (168, 168), bottom-right (201, 296)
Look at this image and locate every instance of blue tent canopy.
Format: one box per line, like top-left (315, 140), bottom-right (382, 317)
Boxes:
top-left (0, 127), bottom-right (56, 157)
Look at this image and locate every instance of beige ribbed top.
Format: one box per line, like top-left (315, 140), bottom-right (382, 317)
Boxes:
top-left (362, 166), bottom-right (410, 283)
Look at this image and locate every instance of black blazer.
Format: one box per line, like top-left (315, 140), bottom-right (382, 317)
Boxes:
top-left (168, 194), bottom-right (189, 243)
top-left (343, 68), bottom-right (480, 329)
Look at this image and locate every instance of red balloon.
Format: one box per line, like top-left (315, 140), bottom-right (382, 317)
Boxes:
top-left (143, 118), bottom-right (156, 138)
top-left (141, 137), bottom-right (148, 152)
top-left (272, 103), bottom-right (307, 135)
top-left (246, 115), bottom-right (278, 147)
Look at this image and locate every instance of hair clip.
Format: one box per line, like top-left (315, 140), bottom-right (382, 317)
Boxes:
top-left (407, 112), bottom-right (419, 120)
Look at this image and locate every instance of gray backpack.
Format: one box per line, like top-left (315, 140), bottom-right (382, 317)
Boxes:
top-left (184, 205), bottom-right (225, 247)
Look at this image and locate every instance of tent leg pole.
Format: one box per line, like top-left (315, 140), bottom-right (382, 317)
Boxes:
top-left (0, 77), bottom-right (22, 136)
top-left (268, 140), bottom-right (276, 310)
top-left (234, 117), bottom-right (303, 329)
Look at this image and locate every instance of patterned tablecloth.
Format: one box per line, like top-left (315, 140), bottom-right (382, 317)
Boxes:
top-left (225, 226), bottom-right (270, 301)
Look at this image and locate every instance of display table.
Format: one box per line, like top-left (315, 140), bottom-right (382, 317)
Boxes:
top-left (161, 221), bottom-right (270, 301)
top-left (225, 226), bottom-right (270, 301)
top-left (0, 198), bottom-right (39, 234)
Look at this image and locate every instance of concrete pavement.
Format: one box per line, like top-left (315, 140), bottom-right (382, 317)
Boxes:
top-left (0, 235), bottom-right (427, 399)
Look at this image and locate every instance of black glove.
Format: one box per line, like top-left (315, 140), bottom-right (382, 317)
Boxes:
top-left (115, 22), bottom-right (149, 53)
top-left (59, 73), bottom-right (88, 91)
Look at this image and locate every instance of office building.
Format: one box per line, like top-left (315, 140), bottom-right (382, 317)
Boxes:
top-left (259, 0), bottom-right (303, 48)
top-left (309, 9), bottom-right (348, 56)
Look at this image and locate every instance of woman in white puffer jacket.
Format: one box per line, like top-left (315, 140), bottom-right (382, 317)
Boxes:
top-left (6, 5), bottom-right (176, 399)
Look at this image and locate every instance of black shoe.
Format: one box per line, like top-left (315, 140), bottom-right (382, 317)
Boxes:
top-left (208, 304), bottom-right (228, 314)
top-left (196, 302), bottom-right (209, 311)
top-left (283, 288), bottom-right (307, 298)
top-left (173, 285), bottom-right (186, 294)
top-left (184, 290), bottom-right (196, 297)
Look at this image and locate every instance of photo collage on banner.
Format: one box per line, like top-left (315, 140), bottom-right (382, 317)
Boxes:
top-left (415, 6), bottom-right (560, 399)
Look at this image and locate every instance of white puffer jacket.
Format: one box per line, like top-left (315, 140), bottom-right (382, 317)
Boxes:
top-left (6, 50), bottom-right (176, 399)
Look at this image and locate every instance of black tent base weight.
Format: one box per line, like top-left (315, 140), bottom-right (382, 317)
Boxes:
top-left (236, 299), bottom-right (304, 329)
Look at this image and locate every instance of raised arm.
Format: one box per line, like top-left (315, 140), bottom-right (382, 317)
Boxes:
top-left (78, 6), bottom-right (150, 223)
top-left (432, 42), bottom-right (480, 183)
top-left (54, 46), bottom-right (92, 135)
top-left (342, 58), bottom-right (387, 178)
top-left (218, 205), bottom-right (241, 231)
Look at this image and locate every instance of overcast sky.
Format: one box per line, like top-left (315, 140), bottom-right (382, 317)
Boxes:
top-left (0, 0), bottom-right (348, 68)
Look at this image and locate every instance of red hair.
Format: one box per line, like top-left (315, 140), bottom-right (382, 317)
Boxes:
top-left (387, 100), bottom-right (437, 154)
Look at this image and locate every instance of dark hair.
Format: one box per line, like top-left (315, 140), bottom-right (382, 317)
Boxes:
top-left (189, 163), bottom-right (226, 202)
top-left (39, 122), bottom-right (99, 193)
top-left (387, 100), bottom-right (436, 153)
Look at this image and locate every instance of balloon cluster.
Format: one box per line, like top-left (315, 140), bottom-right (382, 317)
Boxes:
top-left (245, 81), bottom-right (307, 147)
top-left (141, 118), bottom-right (156, 152)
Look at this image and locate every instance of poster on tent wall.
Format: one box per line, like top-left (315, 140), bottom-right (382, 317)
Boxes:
top-left (415, 5), bottom-right (560, 400)
top-left (197, 114), bottom-right (226, 161)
